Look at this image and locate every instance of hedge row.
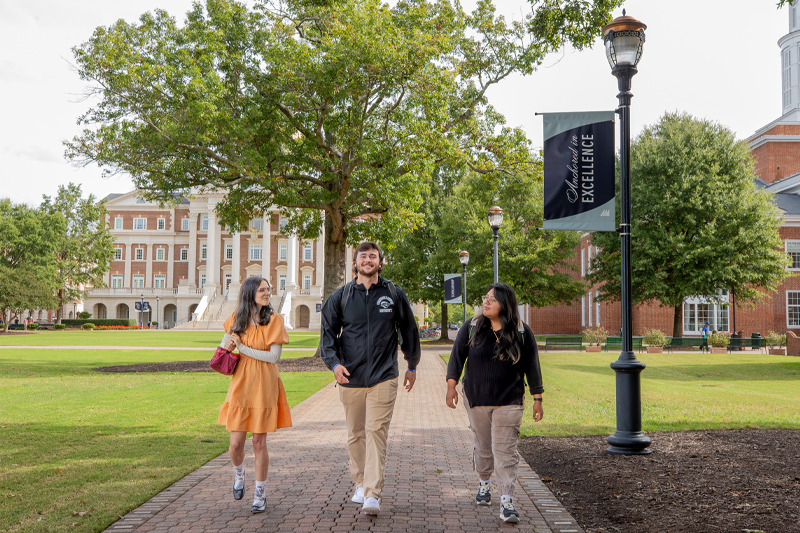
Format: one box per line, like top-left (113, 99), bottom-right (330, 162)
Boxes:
top-left (61, 319), bottom-right (138, 327)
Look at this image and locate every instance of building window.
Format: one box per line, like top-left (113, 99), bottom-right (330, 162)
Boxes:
top-left (114, 217), bottom-right (123, 230)
top-left (280, 216), bottom-right (288, 232)
top-left (135, 248), bottom-right (144, 261)
top-left (132, 274), bottom-right (145, 288)
top-left (200, 274), bottom-right (206, 289)
top-left (201, 244), bottom-right (207, 260)
top-left (157, 218), bottom-right (165, 230)
top-left (787, 241), bottom-right (800, 269)
top-left (225, 274), bottom-right (232, 291)
top-left (154, 275), bottom-right (166, 289)
top-left (226, 244), bottom-right (234, 260)
top-left (249, 244), bottom-right (263, 260)
top-left (788, 291), bottom-right (800, 327)
top-left (581, 295), bottom-right (586, 327)
top-left (783, 48), bottom-right (791, 109)
top-left (111, 275), bottom-right (123, 288)
top-left (303, 274), bottom-right (311, 289)
top-left (181, 218), bottom-right (190, 231)
top-left (133, 218), bottom-right (147, 230)
top-left (251, 218), bottom-right (263, 232)
top-left (114, 248), bottom-right (122, 260)
top-left (279, 244), bottom-right (288, 261)
top-left (304, 244), bottom-right (313, 261)
top-left (136, 198), bottom-right (146, 204)
top-left (587, 291), bottom-right (593, 327)
top-left (156, 248), bottom-right (165, 261)
top-left (683, 298), bottom-right (729, 334)
top-left (202, 216), bottom-right (209, 231)
top-left (580, 248), bottom-right (585, 277)
top-left (180, 248), bottom-right (189, 261)
top-left (595, 291), bottom-right (600, 327)
top-left (279, 274), bottom-right (286, 291)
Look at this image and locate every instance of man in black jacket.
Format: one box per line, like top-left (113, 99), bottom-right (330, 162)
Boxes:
top-left (320, 241), bottom-right (421, 516)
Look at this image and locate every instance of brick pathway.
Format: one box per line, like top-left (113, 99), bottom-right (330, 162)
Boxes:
top-left (103, 349), bottom-right (584, 533)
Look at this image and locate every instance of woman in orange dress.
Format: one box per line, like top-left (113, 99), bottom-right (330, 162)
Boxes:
top-left (218, 276), bottom-right (291, 513)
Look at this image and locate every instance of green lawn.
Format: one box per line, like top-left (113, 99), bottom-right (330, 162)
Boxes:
top-left (440, 351), bottom-right (800, 437)
top-left (0, 349), bottom-right (332, 533)
top-left (0, 330), bottom-right (321, 348)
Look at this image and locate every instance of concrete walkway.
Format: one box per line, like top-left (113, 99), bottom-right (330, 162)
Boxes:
top-left (102, 348), bottom-right (584, 533)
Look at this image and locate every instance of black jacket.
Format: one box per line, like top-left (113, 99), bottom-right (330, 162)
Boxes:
top-left (320, 277), bottom-right (421, 388)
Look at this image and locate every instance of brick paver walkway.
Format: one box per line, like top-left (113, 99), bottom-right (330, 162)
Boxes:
top-left (103, 349), bottom-right (584, 533)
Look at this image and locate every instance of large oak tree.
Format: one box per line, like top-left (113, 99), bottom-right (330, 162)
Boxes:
top-left (67, 0), bottom-right (621, 301)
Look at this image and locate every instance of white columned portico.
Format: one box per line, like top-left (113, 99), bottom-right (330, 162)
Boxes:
top-left (315, 230), bottom-right (324, 293)
top-left (280, 233), bottom-right (298, 328)
top-left (206, 209), bottom-right (219, 292)
top-left (262, 214), bottom-right (271, 281)
top-left (124, 243), bottom-right (132, 287)
top-left (188, 213), bottom-right (198, 287)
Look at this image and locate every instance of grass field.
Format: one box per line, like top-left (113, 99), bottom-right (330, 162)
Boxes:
top-left (440, 351), bottom-right (800, 437)
top-left (0, 330), bottom-right (322, 348)
top-left (0, 348), bottom-right (332, 533)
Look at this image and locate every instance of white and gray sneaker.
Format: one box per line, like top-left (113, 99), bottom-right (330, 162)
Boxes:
top-left (351, 487), bottom-right (365, 504)
top-left (500, 496), bottom-right (519, 523)
top-left (251, 486), bottom-right (266, 514)
top-left (362, 497), bottom-right (381, 515)
top-left (475, 480), bottom-right (491, 506)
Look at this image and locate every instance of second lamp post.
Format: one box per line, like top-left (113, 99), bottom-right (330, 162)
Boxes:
top-left (488, 206), bottom-right (503, 284)
top-left (459, 250), bottom-right (469, 323)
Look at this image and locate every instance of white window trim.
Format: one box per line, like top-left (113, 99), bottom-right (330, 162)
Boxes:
top-left (114, 217), bottom-right (123, 230)
top-left (157, 218), bottom-right (165, 230)
top-left (303, 244), bottom-right (313, 261)
top-left (581, 295), bottom-right (586, 327)
top-left (201, 244), bottom-right (208, 260)
top-left (156, 248), bottom-right (165, 261)
top-left (111, 275), bottom-right (124, 288)
top-left (279, 243), bottom-right (288, 261)
top-left (249, 244), bottom-right (263, 261)
top-left (278, 274), bottom-right (287, 291)
top-left (134, 248), bottom-right (144, 261)
top-left (153, 275), bottom-right (166, 288)
top-left (114, 248), bottom-right (122, 260)
top-left (588, 291), bottom-right (593, 327)
top-left (786, 240), bottom-right (800, 270)
top-left (202, 216), bottom-right (209, 231)
top-left (132, 274), bottom-right (145, 288)
top-left (181, 218), bottom-right (190, 231)
top-left (788, 290), bottom-right (800, 328)
top-left (226, 244), bottom-right (234, 260)
top-left (595, 291), bottom-right (600, 327)
top-left (303, 274), bottom-right (312, 289)
top-left (581, 248), bottom-right (585, 277)
top-left (180, 248), bottom-right (189, 261)
top-left (133, 217), bottom-right (147, 230)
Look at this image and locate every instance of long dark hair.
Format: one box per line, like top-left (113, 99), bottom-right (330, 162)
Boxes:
top-left (469, 283), bottom-right (522, 364)
top-left (231, 276), bottom-right (273, 335)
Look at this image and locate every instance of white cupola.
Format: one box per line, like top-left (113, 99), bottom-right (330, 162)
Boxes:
top-left (780, 1), bottom-right (800, 113)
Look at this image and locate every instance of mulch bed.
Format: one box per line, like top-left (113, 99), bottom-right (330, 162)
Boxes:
top-left (95, 356), bottom-right (329, 373)
top-left (519, 430), bottom-right (800, 533)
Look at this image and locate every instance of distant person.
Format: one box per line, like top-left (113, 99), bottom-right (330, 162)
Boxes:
top-left (700, 322), bottom-right (710, 353)
top-left (218, 276), bottom-right (290, 514)
top-left (445, 283), bottom-right (544, 524)
top-left (320, 241), bottom-right (421, 516)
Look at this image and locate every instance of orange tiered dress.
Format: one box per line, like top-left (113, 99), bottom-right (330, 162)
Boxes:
top-left (217, 312), bottom-right (292, 433)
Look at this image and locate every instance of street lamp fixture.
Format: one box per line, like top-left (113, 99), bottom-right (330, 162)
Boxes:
top-left (603, 10), bottom-right (651, 456)
top-left (487, 206), bottom-right (503, 284)
top-left (140, 293), bottom-right (145, 330)
top-left (459, 250), bottom-right (470, 324)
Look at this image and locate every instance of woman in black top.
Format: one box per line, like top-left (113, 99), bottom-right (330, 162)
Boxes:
top-left (446, 283), bottom-right (544, 524)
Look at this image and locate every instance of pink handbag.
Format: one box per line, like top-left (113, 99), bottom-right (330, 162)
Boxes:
top-left (210, 347), bottom-right (240, 375)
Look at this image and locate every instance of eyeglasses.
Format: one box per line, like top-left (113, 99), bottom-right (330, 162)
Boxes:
top-left (482, 295), bottom-right (497, 304)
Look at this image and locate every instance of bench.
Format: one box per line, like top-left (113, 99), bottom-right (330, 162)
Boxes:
top-left (7, 324), bottom-right (25, 331)
top-left (727, 337), bottom-right (765, 353)
top-left (602, 336), bottom-right (644, 353)
top-left (543, 336), bottom-right (584, 352)
top-left (666, 337), bottom-right (707, 352)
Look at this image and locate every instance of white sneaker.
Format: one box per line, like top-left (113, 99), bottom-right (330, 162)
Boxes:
top-left (362, 497), bottom-right (381, 515)
top-left (351, 487), bottom-right (365, 504)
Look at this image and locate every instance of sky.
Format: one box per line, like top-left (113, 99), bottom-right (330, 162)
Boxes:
top-left (0, 0), bottom-right (790, 206)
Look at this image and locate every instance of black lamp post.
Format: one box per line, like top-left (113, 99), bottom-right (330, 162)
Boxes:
top-left (140, 294), bottom-right (145, 330)
top-left (156, 296), bottom-right (160, 330)
top-left (459, 250), bottom-right (469, 324)
top-left (603, 11), bottom-right (651, 456)
top-left (487, 206), bottom-right (503, 284)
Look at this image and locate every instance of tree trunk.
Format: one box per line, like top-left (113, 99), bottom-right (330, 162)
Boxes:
top-left (322, 212), bottom-right (348, 305)
top-left (439, 300), bottom-right (448, 340)
top-left (672, 304), bottom-right (683, 338)
top-left (56, 289), bottom-right (64, 324)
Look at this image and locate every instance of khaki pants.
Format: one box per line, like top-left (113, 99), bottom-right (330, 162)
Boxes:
top-left (465, 399), bottom-right (524, 497)
top-left (339, 378), bottom-right (398, 499)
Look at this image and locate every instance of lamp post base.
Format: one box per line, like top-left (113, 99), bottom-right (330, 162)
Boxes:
top-left (607, 354), bottom-right (652, 455)
top-left (607, 431), bottom-right (652, 455)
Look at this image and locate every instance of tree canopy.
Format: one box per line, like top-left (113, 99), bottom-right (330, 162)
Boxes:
top-left (586, 112), bottom-right (792, 336)
top-left (66, 0), bottom-right (621, 301)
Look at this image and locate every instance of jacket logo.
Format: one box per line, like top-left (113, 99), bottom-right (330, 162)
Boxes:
top-left (376, 296), bottom-right (394, 311)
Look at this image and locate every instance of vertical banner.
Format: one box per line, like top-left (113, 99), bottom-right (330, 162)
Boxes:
top-left (542, 111), bottom-right (616, 231)
top-left (444, 274), bottom-right (462, 304)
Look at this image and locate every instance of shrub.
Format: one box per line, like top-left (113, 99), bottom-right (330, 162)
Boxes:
top-left (709, 331), bottom-right (731, 348)
top-left (54, 323), bottom-right (66, 330)
top-left (643, 329), bottom-right (668, 347)
top-left (82, 323), bottom-right (96, 330)
top-left (150, 321), bottom-right (158, 327)
top-left (62, 319), bottom-right (137, 327)
top-left (77, 311), bottom-right (92, 319)
top-left (26, 323), bottom-right (38, 330)
top-left (582, 327), bottom-right (609, 346)
top-left (764, 331), bottom-right (787, 348)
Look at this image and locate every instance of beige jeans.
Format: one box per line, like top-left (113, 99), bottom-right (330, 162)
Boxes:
top-left (339, 378), bottom-right (398, 499)
top-left (465, 399), bottom-right (524, 497)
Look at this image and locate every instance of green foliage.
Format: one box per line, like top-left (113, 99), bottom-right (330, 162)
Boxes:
top-left (62, 319), bottom-right (138, 327)
top-left (66, 0), bottom-right (620, 299)
top-left (26, 323), bottom-right (39, 331)
top-left (643, 328), bottom-right (668, 347)
top-left (77, 311), bottom-right (92, 319)
top-left (54, 323), bottom-right (66, 330)
top-left (709, 331), bottom-right (731, 348)
top-left (765, 331), bottom-right (787, 348)
top-left (587, 113), bottom-right (792, 337)
top-left (82, 323), bottom-right (96, 330)
top-left (581, 326), bottom-right (608, 346)
top-left (0, 266), bottom-right (59, 333)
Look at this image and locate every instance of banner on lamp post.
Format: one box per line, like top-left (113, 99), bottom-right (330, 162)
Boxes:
top-left (542, 111), bottom-right (616, 232)
top-left (444, 274), bottom-right (462, 304)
